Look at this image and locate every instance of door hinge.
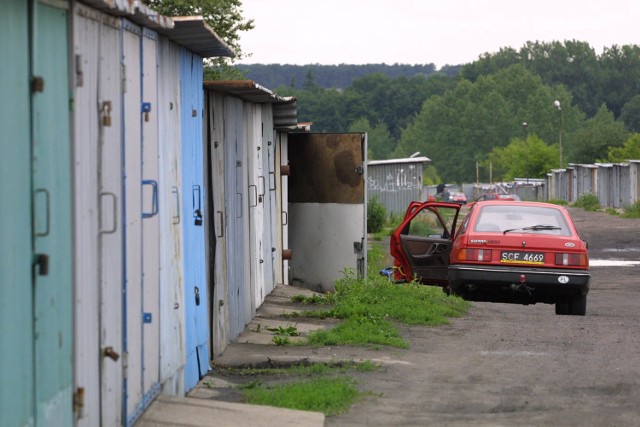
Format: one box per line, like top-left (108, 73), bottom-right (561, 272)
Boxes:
top-left (73, 387), bottom-right (85, 415)
top-left (121, 63), bottom-right (126, 94)
top-left (31, 76), bottom-right (45, 93)
top-left (75, 54), bottom-right (83, 87)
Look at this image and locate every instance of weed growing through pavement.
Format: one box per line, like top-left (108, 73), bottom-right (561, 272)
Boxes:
top-left (226, 361), bottom-right (378, 416)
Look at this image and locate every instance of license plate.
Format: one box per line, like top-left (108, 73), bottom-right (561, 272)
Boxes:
top-left (500, 251), bottom-right (544, 264)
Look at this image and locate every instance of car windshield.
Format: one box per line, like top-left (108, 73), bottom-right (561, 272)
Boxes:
top-left (473, 205), bottom-right (571, 236)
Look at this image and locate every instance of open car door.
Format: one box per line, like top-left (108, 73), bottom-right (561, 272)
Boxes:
top-left (390, 202), bottom-right (462, 285)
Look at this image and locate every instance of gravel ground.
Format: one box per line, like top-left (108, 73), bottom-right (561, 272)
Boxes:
top-left (327, 207), bottom-right (640, 426)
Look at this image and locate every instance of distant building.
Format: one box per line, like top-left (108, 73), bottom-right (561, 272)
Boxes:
top-left (367, 157), bottom-right (431, 216)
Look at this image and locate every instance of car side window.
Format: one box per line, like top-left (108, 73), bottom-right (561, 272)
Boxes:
top-left (457, 212), bottom-right (471, 235)
top-left (408, 208), bottom-right (446, 238)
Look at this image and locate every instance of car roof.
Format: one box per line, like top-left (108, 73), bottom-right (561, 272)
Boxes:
top-left (473, 200), bottom-right (565, 210)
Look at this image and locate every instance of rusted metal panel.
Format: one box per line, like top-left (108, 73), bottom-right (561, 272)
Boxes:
top-left (288, 133), bottom-right (367, 292)
top-left (288, 133), bottom-right (365, 204)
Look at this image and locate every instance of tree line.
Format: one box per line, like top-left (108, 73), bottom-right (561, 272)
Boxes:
top-left (262, 41), bottom-right (640, 184)
top-left (234, 63), bottom-right (460, 89)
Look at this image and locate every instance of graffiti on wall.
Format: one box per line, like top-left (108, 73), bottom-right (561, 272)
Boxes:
top-left (368, 164), bottom-right (421, 193)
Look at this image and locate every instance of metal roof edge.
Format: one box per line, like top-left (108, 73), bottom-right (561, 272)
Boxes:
top-left (204, 80), bottom-right (298, 128)
top-left (77, 1), bottom-right (233, 58)
top-left (160, 17), bottom-right (234, 58)
top-left (367, 157), bottom-right (431, 165)
top-left (203, 80), bottom-right (296, 104)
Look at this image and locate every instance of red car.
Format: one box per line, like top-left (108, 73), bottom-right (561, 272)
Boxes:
top-left (390, 200), bottom-right (590, 315)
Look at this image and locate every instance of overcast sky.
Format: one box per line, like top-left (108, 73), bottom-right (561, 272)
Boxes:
top-left (237, 0), bottom-right (640, 68)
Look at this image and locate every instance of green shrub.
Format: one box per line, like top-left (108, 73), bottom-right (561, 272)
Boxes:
top-left (367, 196), bottom-right (387, 233)
top-left (573, 193), bottom-right (600, 211)
top-left (622, 201), bottom-right (640, 218)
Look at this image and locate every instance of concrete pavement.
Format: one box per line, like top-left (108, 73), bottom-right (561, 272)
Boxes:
top-left (135, 284), bottom-right (336, 427)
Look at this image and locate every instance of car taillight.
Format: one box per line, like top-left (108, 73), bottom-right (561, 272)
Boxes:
top-left (554, 253), bottom-right (588, 267)
top-left (459, 248), bottom-right (493, 262)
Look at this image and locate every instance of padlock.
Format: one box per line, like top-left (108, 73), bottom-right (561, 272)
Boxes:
top-left (142, 102), bottom-right (152, 122)
top-left (194, 209), bottom-right (203, 226)
top-left (102, 101), bottom-right (112, 127)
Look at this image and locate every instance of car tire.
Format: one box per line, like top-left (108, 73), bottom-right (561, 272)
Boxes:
top-left (569, 295), bottom-right (587, 316)
top-left (555, 300), bottom-right (570, 315)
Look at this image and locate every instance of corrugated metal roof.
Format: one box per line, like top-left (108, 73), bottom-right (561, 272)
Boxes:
top-left (204, 80), bottom-right (298, 128)
top-left (162, 17), bottom-right (234, 58)
top-left (78, 0), bottom-right (233, 58)
top-left (368, 156), bottom-right (431, 165)
top-left (204, 80), bottom-right (293, 103)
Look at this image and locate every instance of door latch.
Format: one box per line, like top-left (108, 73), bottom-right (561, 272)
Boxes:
top-left (35, 254), bottom-right (49, 276)
top-left (103, 346), bottom-right (120, 362)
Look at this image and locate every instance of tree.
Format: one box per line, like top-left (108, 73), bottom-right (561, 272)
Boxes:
top-left (348, 118), bottom-right (395, 160)
top-left (486, 135), bottom-right (559, 181)
top-left (394, 64), bottom-right (579, 182)
top-left (620, 94), bottom-right (640, 132)
top-left (569, 104), bottom-right (628, 163)
top-left (143, 0), bottom-right (254, 79)
top-left (606, 133), bottom-right (640, 162)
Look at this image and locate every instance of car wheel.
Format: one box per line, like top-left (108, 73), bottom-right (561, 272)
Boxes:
top-left (555, 300), bottom-right (570, 315)
top-left (569, 295), bottom-right (587, 316)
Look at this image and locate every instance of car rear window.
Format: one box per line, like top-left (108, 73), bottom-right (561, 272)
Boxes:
top-left (474, 205), bottom-right (571, 236)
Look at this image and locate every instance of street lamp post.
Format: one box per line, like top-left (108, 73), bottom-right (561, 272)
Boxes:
top-left (554, 100), bottom-right (563, 168)
top-left (522, 122), bottom-right (529, 183)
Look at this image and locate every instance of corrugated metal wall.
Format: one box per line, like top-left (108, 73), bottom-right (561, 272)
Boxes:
top-left (547, 161), bottom-right (640, 208)
top-left (157, 36), bottom-right (186, 397)
top-left (180, 48), bottom-right (210, 392)
top-left (367, 160), bottom-right (426, 216)
top-left (97, 12), bottom-right (125, 426)
top-left (1, 1), bottom-right (37, 425)
top-left (3, 1), bottom-right (235, 425)
top-left (32, 1), bottom-right (74, 424)
top-left (206, 91), bottom-right (230, 358)
top-left (72, 5), bottom-right (101, 425)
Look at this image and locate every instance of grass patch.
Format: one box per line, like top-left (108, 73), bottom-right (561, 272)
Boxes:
top-left (241, 376), bottom-right (361, 416)
top-left (572, 193), bottom-right (600, 211)
top-left (302, 268), bottom-right (469, 348)
top-left (216, 361), bottom-right (378, 416)
top-left (622, 201), bottom-right (640, 218)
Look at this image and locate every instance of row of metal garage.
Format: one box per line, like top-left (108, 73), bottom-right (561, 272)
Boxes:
top-left (1, 1), bottom-right (368, 426)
